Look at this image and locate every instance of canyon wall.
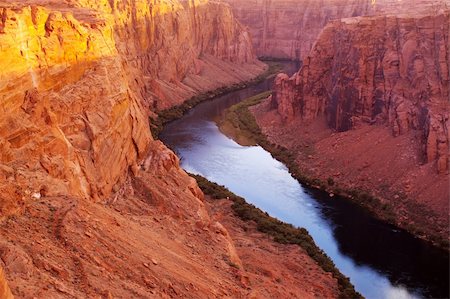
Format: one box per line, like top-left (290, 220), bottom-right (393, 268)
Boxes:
top-left (222, 0), bottom-right (449, 60)
top-left (0, 0), bottom-right (264, 218)
top-left (271, 12), bottom-right (449, 173)
top-left (0, 1), bottom-right (340, 297)
top-left (0, 140), bottom-right (339, 298)
top-left (251, 11), bottom-right (449, 244)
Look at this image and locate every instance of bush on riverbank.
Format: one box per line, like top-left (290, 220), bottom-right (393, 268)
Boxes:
top-left (191, 173), bottom-right (362, 299)
top-left (150, 61), bottom-right (284, 139)
top-left (217, 91), bottom-right (272, 145)
top-left (218, 92), bottom-right (449, 250)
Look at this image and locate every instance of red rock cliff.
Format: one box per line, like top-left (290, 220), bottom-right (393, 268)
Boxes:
top-left (0, 1), bottom-right (341, 298)
top-left (0, 0), bottom-right (264, 218)
top-left (222, 0), bottom-right (449, 60)
top-left (271, 12), bottom-right (449, 173)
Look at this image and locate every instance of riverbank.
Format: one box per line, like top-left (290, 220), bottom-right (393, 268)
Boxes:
top-left (154, 62), bottom-right (362, 297)
top-left (150, 60), bottom-right (285, 139)
top-left (160, 69), bottom-right (449, 297)
top-left (218, 92), bottom-right (449, 250)
top-left (192, 174), bottom-right (361, 299)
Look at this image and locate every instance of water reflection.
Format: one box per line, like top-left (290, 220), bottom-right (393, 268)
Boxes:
top-left (160, 62), bottom-right (449, 299)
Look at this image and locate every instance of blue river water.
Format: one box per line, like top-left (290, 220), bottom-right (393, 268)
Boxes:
top-left (160, 63), bottom-right (449, 299)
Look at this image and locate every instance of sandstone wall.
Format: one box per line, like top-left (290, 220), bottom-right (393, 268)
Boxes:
top-left (271, 12), bottom-right (449, 173)
top-left (0, 0), bottom-right (263, 218)
top-left (0, 139), bottom-right (339, 298)
top-left (221, 0), bottom-right (449, 60)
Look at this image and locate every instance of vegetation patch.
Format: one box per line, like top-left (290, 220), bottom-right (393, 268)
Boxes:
top-left (217, 91), bottom-right (272, 145)
top-left (218, 93), bottom-right (449, 250)
top-left (150, 61), bottom-right (284, 139)
top-left (191, 174), bottom-right (362, 299)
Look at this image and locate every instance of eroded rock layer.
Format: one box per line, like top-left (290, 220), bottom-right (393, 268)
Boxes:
top-left (271, 12), bottom-right (449, 173)
top-left (222, 0), bottom-right (449, 60)
top-left (0, 0), bottom-right (264, 218)
top-left (0, 1), bottom-right (342, 297)
top-left (253, 12), bottom-right (449, 244)
top-left (0, 141), bottom-right (339, 298)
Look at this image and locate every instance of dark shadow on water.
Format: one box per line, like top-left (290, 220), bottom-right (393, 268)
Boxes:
top-left (160, 61), bottom-right (449, 299)
top-left (307, 188), bottom-right (449, 298)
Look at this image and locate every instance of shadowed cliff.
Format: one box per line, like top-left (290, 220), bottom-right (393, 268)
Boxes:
top-left (222, 0), bottom-right (449, 60)
top-left (252, 11), bottom-right (449, 246)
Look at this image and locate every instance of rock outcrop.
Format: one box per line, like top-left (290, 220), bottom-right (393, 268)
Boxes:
top-left (252, 11), bottom-right (449, 245)
top-left (0, 139), bottom-right (339, 298)
top-left (271, 12), bottom-right (449, 173)
top-left (222, 0), bottom-right (449, 60)
top-left (0, 0), bottom-right (264, 219)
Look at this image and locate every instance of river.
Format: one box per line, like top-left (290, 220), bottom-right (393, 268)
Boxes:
top-left (160, 62), bottom-right (449, 299)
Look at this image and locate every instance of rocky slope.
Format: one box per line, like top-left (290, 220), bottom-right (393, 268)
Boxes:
top-left (0, 141), bottom-right (338, 298)
top-left (222, 0), bottom-right (449, 60)
top-left (252, 12), bottom-right (449, 245)
top-left (0, 0), bottom-right (341, 297)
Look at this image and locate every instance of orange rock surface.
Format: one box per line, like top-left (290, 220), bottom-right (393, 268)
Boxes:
top-left (0, 0), bottom-right (340, 297)
top-left (0, 0), bottom-right (265, 218)
top-left (222, 0), bottom-right (449, 60)
top-left (253, 12), bottom-right (449, 244)
top-left (0, 267), bottom-right (13, 299)
top-left (0, 141), bottom-right (339, 298)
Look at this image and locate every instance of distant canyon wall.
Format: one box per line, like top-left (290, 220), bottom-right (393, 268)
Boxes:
top-left (0, 0), bottom-right (263, 218)
top-left (271, 12), bottom-right (449, 173)
top-left (222, 0), bottom-right (449, 60)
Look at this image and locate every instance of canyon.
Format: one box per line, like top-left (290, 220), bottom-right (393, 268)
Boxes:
top-left (222, 0), bottom-right (449, 60)
top-left (252, 11), bottom-right (449, 245)
top-left (0, 140), bottom-right (339, 298)
top-left (0, 0), bottom-right (266, 219)
top-left (0, 0), bottom-right (448, 297)
top-left (0, 0), bottom-right (342, 297)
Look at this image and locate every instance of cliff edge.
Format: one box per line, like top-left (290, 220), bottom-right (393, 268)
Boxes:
top-left (0, 0), bottom-right (264, 217)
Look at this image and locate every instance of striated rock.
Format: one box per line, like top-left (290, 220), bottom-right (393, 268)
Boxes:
top-left (251, 11), bottom-right (449, 243)
top-left (0, 1), bottom-right (313, 297)
top-left (222, 0), bottom-right (449, 60)
top-left (0, 141), bottom-right (339, 298)
top-left (0, 0), bottom-right (264, 218)
top-left (270, 12), bottom-right (449, 173)
top-left (0, 0), bottom-right (346, 297)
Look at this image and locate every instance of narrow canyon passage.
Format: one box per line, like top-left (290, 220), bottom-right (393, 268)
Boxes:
top-left (160, 63), bottom-right (449, 299)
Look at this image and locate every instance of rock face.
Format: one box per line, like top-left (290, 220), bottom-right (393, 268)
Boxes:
top-left (0, 0), bottom-right (264, 218)
top-left (0, 267), bottom-right (13, 299)
top-left (0, 140), bottom-right (339, 298)
top-left (271, 12), bottom-right (449, 173)
top-left (251, 11), bottom-right (449, 244)
top-left (0, 1), bottom-right (340, 297)
top-left (222, 0), bottom-right (449, 60)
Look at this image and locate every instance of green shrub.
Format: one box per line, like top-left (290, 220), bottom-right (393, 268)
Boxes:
top-left (191, 174), bottom-right (362, 299)
top-left (150, 60), bottom-right (284, 139)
